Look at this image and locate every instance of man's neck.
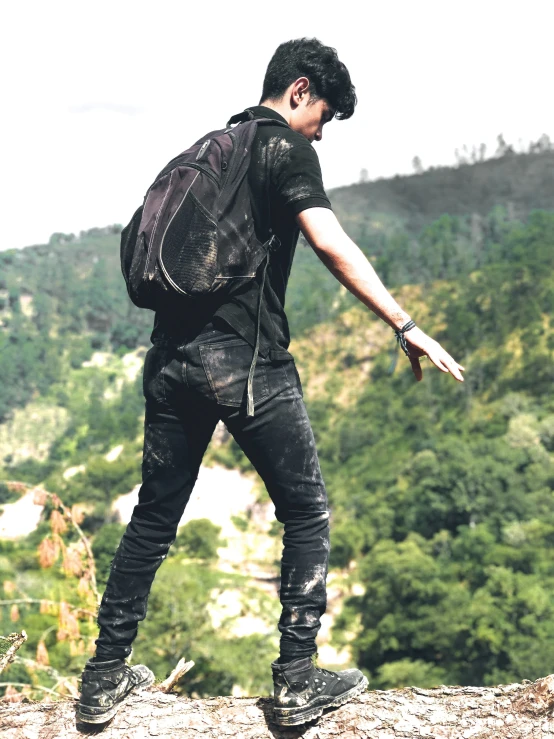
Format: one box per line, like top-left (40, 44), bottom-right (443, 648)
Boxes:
top-left (259, 99), bottom-right (293, 126)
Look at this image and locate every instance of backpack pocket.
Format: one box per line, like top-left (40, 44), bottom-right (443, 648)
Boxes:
top-left (199, 337), bottom-right (269, 408)
top-left (159, 171), bottom-right (218, 296)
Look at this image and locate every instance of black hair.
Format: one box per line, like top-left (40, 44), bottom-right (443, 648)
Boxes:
top-left (260, 38), bottom-right (357, 120)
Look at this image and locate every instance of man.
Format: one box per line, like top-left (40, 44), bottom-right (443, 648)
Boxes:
top-left (77, 38), bottom-right (464, 727)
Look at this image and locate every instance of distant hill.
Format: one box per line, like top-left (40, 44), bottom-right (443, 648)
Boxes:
top-left (331, 150), bottom-right (554, 240)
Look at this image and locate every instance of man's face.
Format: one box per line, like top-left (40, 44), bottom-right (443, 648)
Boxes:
top-left (290, 95), bottom-right (334, 143)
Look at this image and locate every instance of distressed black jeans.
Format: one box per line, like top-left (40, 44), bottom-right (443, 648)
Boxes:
top-left (95, 323), bottom-right (330, 663)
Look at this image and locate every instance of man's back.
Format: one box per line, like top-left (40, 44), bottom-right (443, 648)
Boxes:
top-left (213, 105), bottom-right (332, 355)
top-left (152, 105), bottom-right (332, 357)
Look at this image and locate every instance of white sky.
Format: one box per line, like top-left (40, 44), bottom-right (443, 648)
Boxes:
top-left (1, 0), bottom-right (552, 250)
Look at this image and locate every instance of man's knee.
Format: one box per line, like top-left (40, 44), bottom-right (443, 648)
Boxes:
top-left (276, 508), bottom-right (331, 545)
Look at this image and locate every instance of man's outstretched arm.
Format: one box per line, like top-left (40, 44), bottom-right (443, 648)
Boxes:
top-left (296, 207), bottom-right (465, 382)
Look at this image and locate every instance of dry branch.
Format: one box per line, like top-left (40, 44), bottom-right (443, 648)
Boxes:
top-left (0, 599), bottom-right (97, 619)
top-left (12, 657), bottom-right (80, 699)
top-left (5, 481), bottom-right (100, 606)
top-left (0, 682), bottom-right (67, 700)
top-left (2, 674), bottom-right (554, 738)
top-left (158, 658), bottom-right (195, 694)
top-left (0, 633), bottom-right (27, 675)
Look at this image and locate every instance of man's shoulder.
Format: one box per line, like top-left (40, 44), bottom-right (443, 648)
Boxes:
top-left (255, 120), bottom-right (313, 154)
top-left (239, 107), bottom-right (325, 200)
top-left (253, 123), bottom-right (320, 180)
top-left (236, 106), bottom-right (315, 158)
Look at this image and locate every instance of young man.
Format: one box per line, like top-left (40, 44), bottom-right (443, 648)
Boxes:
top-left (77, 38), bottom-right (464, 726)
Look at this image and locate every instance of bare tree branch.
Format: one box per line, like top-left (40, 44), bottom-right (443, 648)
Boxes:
top-left (158, 657), bottom-right (195, 693)
top-left (0, 599), bottom-right (96, 619)
top-left (0, 633), bottom-right (27, 675)
top-left (0, 682), bottom-right (67, 700)
top-left (5, 482), bottom-right (100, 606)
top-left (12, 658), bottom-right (79, 699)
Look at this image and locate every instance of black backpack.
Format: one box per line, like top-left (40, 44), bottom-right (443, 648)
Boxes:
top-left (120, 109), bottom-right (287, 416)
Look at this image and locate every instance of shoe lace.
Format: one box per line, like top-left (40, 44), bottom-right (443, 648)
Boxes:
top-left (310, 654), bottom-right (335, 679)
top-left (315, 666), bottom-right (335, 678)
top-left (122, 665), bottom-right (139, 687)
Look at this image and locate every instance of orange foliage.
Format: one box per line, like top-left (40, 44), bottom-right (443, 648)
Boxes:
top-left (77, 576), bottom-right (91, 598)
top-left (36, 640), bottom-right (50, 666)
top-left (62, 545), bottom-right (85, 578)
top-left (38, 537), bottom-right (59, 568)
top-left (50, 510), bottom-right (68, 535)
top-left (32, 487), bottom-right (48, 506)
top-left (2, 685), bottom-right (23, 704)
top-left (2, 580), bottom-right (16, 595)
top-left (39, 599), bottom-right (59, 616)
top-left (57, 601), bottom-right (80, 642)
top-left (70, 639), bottom-right (86, 657)
top-left (71, 504), bottom-right (86, 525)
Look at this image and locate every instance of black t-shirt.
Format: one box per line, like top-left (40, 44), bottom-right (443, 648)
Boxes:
top-left (152, 106), bottom-right (332, 356)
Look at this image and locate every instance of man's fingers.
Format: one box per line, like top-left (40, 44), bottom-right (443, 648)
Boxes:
top-left (436, 355), bottom-right (465, 381)
top-left (454, 363), bottom-right (466, 380)
top-left (443, 356), bottom-right (465, 381)
top-left (409, 355), bottom-right (423, 381)
top-left (447, 364), bottom-right (464, 381)
top-left (425, 353), bottom-right (449, 374)
top-left (423, 352), bottom-right (465, 381)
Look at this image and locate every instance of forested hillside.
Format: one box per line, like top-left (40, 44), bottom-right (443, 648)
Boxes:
top-left (332, 149), bottom-right (554, 238)
top-left (1, 149), bottom-right (554, 699)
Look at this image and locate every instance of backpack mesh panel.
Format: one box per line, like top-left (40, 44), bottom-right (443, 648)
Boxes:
top-left (160, 191), bottom-right (218, 295)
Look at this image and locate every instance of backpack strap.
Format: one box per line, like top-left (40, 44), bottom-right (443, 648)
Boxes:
top-left (227, 109), bottom-right (255, 126)
top-left (246, 233), bottom-right (280, 417)
top-left (227, 110), bottom-right (290, 130)
top-left (225, 112), bottom-right (289, 416)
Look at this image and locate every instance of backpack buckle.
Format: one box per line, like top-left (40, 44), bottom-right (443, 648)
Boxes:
top-left (227, 109), bottom-right (255, 126)
top-left (267, 234), bottom-right (281, 252)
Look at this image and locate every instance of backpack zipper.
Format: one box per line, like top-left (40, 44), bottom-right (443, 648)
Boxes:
top-left (196, 139), bottom-right (211, 160)
top-left (154, 159), bottom-right (219, 187)
top-left (221, 130), bottom-right (238, 187)
top-left (184, 162), bottom-right (218, 185)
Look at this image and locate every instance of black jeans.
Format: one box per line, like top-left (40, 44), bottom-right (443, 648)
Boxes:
top-left (95, 324), bottom-right (330, 663)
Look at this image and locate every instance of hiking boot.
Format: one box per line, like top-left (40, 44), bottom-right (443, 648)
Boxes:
top-left (271, 655), bottom-right (368, 726)
top-left (76, 658), bottom-right (155, 724)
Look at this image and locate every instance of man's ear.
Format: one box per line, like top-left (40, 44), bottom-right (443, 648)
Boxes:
top-left (290, 77), bottom-right (311, 108)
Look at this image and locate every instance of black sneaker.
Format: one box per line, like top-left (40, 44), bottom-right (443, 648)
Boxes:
top-left (76, 658), bottom-right (155, 724)
top-left (271, 655), bottom-right (368, 726)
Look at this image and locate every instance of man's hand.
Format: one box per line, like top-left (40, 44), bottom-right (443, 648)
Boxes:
top-left (401, 326), bottom-right (465, 382)
top-left (296, 208), bottom-right (466, 384)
